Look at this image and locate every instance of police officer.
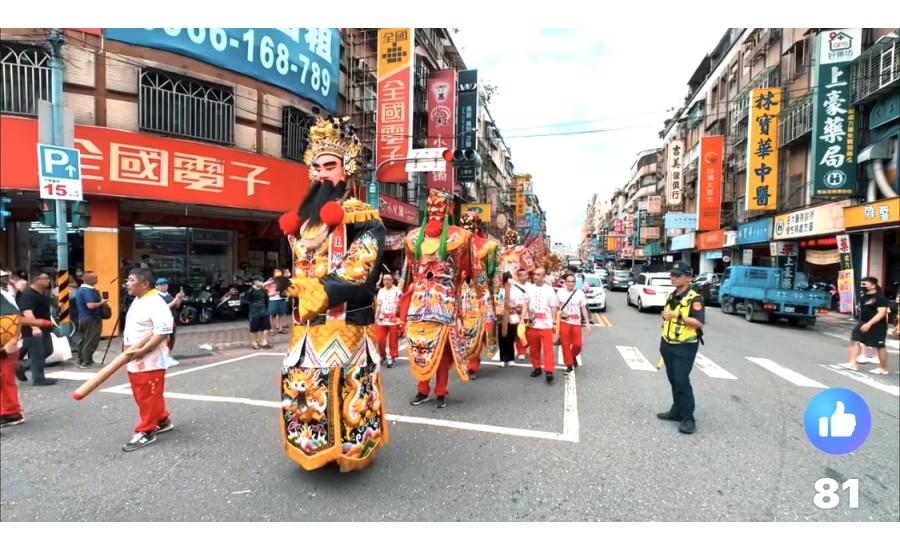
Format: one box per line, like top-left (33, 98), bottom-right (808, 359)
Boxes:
top-left (657, 261), bottom-right (704, 435)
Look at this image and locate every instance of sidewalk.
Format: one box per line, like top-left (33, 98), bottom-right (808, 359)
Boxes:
top-left (812, 311), bottom-right (899, 350)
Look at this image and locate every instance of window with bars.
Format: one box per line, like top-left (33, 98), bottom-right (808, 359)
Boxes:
top-left (0, 41), bottom-right (51, 116)
top-left (139, 68), bottom-right (234, 145)
top-left (282, 106), bottom-right (314, 162)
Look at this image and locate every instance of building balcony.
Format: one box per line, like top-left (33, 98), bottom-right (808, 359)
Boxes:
top-left (779, 92), bottom-right (813, 147)
top-left (850, 30), bottom-right (899, 104)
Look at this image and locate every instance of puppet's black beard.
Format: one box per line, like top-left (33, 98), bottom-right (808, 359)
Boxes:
top-left (298, 180), bottom-right (348, 225)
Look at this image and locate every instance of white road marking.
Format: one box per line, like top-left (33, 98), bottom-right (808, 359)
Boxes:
top-left (557, 346), bottom-right (582, 367)
top-left (745, 357), bottom-right (827, 389)
top-left (46, 371), bottom-right (96, 381)
top-left (615, 345), bottom-right (656, 372)
top-left (819, 330), bottom-right (899, 351)
top-left (562, 367), bottom-right (579, 442)
top-left (105, 352), bottom-right (272, 391)
top-left (98, 349), bottom-right (579, 443)
top-left (694, 353), bottom-right (738, 380)
top-left (820, 364), bottom-right (900, 397)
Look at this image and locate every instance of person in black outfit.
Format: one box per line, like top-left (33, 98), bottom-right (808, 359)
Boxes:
top-left (848, 276), bottom-right (891, 375)
top-left (16, 272), bottom-right (57, 386)
top-left (497, 271), bottom-right (519, 367)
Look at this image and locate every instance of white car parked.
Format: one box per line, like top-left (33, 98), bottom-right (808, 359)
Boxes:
top-left (583, 275), bottom-right (607, 312)
top-left (626, 272), bottom-right (675, 312)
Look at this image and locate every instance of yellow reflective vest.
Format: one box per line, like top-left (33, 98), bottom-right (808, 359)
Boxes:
top-left (661, 289), bottom-right (702, 344)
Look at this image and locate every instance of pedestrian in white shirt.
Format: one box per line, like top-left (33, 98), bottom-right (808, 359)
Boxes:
top-left (374, 273), bottom-right (402, 367)
top-left (556, 273), bottom-right (591, 375)
top-left (504, 268), bottom-right (531, 361)
top-left (121, 268), bottom-right (175, 452)
top-left (521, 268), bottom-right (560, 382)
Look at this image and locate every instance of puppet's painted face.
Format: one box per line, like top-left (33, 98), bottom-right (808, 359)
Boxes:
top-left (426, 192), bottom-right (450, 222)
top-left (504, 230), bottom-right (519, 246)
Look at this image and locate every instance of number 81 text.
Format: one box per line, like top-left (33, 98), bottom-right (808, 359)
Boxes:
top-left (814, 478), bottom-right (859, 509)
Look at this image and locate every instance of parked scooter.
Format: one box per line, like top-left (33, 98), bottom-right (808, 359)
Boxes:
top-left (178, 284), bottom-right (214, 325)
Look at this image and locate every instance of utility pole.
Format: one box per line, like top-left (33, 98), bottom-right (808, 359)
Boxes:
top-left (49, 28), bottom-right (71, 328)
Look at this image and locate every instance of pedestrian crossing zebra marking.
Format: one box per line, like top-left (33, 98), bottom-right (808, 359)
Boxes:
top-left (557, 346), bottom-right (583, 367)
top-left (746, 357), bottom-right (828, 389)
top-left (695, 353), bottom-right (738, 380)
top-left (615, 345), bottom-right (656, 372)
top-left (820, 364), bottom-right (900, 397)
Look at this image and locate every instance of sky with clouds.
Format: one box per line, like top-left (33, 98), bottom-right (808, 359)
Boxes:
top-left (452, 27), bottom-right (729, 247)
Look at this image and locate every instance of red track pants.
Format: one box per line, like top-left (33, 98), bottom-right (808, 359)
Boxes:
top-left (526, 327), bottom-right (555, 374)
top-left (128, 369), bottom-right (170, 433)
top-left (558, 322), bottom-right (583, 367)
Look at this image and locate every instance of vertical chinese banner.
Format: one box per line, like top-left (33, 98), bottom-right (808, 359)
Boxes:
top-left (770, 241), bottom-right (799, 289)
top-left (665, 139), bottom-right (683, 207)
top-left (837, 270), bottom-right (854, 314)
top-left (375, 28), bottom-right (415, 183)
top-left (811, 29), bottom-right (862, 198)
top-left (697, 135), bottom-right (723, 231)
top-left (745, 87), bottom-right (781, 211)
top-left (456, 69), bottom-right (479, 183)
top-left (426, 69), bottom-right (457, 192)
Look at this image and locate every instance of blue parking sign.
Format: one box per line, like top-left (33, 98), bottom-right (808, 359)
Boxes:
top-left (37, 143), bottom-right (83, 201)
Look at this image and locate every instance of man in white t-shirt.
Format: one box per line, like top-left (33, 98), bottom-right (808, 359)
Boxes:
top-left (556, 273), bottom-right (592, 375)
top-left (374, 273), bottom-right (402, 368)
top-left (521, 267), bottom-right (560, 382)
top-left (121, 268), bottom-right (175, 452)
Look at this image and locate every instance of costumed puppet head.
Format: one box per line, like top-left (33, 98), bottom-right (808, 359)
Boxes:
top-left (460, 210), bottom-right (480, 234)
top-left (503, 229), bottom-right (519, 247)
top-left (413, 189), bottom-right (454, 262)
top-left (279, 112), bottom-right (362, 235)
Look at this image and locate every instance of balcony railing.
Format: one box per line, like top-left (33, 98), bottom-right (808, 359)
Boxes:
top-left (850, 30), bottom-right (899, 104)
top-left (779, 92), bottom-right (813, 147)
top-left (0, 42), bottom-right (51, 116)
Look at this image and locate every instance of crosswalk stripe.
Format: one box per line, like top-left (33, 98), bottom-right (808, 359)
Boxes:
top-left (746, 357), bottom-right (827, 389)
top-left (695, 353), bottom-right (738, 380)
top-left (556, 346), bottom-right (583, 366)
top-left (820, 364), bottom-right (900, 397)
top-left (615, 345), bottom-right (656, 372)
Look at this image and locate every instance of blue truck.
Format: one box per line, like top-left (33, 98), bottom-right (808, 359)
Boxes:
top-left (717, 265), bottom-right (831, 327)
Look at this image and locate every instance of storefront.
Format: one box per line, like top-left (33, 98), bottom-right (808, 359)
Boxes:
top-left (843, 197), bottom-right (900, 297)
top-left (376, 193), bottom-right (420, 276)
top-left (772, 199), bottom-right (854, 287)
top-left (735, 217), bottom-right (773, 267)
top-left (670, 232), bottom-right (696, 268)
top-left (695, 229), bottom-right (737, 274)
top-left (0, 115), bottom-right (309, 335)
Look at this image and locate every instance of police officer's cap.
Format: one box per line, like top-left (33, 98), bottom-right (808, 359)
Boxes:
top-left (670, 261), bottom-right (693, 276)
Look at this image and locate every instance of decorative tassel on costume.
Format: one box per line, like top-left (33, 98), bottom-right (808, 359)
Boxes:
top-left (438, 210), bottom-right (450, 261)
top-left (414, 213), bottom-right (428, 261)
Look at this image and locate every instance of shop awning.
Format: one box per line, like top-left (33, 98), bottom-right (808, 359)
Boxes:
top-left (857, 139), bottom-right (892, 163)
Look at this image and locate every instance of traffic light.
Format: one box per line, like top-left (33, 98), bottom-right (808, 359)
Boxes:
top-left (70, 201), bottom-right (91, 229)
top-left (452, 148), bottom-right (483, 167)
top-left (36, 200), bottom-right (56, 228)
top-left (0, 193), bottom-right (10, 230)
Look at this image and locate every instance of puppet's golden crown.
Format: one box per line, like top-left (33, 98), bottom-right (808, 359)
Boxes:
top-left (303, 115), bottom-right (362, 176)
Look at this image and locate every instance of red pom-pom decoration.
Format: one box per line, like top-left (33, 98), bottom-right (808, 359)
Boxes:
top-left (319, 201), bottom-right (345, 227)
top-left (279, 211), bottom-right (302, 236)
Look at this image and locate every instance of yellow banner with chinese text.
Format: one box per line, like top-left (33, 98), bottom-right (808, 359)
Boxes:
top-left (745, 87), bottom-right (781, 212)
top-left (462, 203), bottom-right (491, 223)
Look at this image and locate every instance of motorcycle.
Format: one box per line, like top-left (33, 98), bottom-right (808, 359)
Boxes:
top-left (214, 285), bottom-right (245, 320)
top-left (178, 284), bottom-right (214, 325)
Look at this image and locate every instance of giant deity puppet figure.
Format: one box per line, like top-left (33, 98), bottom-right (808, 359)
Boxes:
top-left (276, 114), bottom-right (388, 473)
top-left (459, 209), bottom-right (499, 378)
top-left (399, 190), bottom-right (474, 408)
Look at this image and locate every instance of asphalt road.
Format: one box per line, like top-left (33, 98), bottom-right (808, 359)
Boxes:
top-left (2, 294), bottom-right (898, 522)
